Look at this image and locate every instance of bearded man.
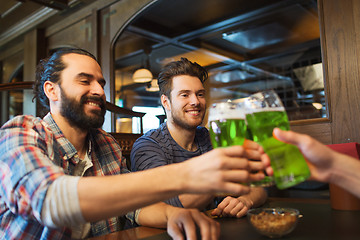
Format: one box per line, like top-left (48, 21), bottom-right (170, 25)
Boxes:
top-left (131, 58), bottom-right (267, 221)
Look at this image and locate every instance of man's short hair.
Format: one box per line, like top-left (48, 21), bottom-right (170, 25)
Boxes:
top-left (33, 48), bottom-right (97, 110)
top-left (157, 57), bottom-right (208, 100)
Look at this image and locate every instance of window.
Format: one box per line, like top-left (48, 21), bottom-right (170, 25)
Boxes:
top-left (113, 0), bottom-right (325, 133)
top-left (132, 106), bottom-right (165, 133)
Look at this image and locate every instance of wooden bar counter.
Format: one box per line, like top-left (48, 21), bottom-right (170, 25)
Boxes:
top-left (89, 197), bottom-right (360, 240)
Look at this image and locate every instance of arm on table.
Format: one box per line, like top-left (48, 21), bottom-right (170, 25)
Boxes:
top-left (137, 202), bottom-right (220, 240)
top-left (211, 187), bottom-right (267, 218)
top-left (179, 194), bottom-right (214, 209)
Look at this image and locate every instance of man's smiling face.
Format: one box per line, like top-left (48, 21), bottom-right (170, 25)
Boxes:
top-left (167, 75), bottom-right (206, 130)
top-left (58, 53), bottom-right (106, 129)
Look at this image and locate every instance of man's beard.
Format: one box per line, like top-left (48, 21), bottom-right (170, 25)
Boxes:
top-left (59, 87), bottom-right (106, 130)
top-left (171, 107), bottom-right (205, 131)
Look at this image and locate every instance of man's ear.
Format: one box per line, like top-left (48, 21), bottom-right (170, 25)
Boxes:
top-left (43, 81), bottom-right (59, 102)
top-left (161, 94), bottom-right (171, 111)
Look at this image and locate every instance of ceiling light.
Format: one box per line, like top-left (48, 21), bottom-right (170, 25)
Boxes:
top-left (132, 68), bottom-right (153, 83)
top-left (146, 79), bottom-right (159, 92)
top-left (312, 102), bottom-right (323, 110)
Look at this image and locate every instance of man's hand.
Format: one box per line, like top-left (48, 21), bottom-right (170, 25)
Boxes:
top-left (182, 145), bottom-right (266, 196)
top-left (166, 207), bottom-right (220, 240)
top-left (242, 138), bottom-right (264, 160)
top-left (262, 128), bottom-right (335, 183)
top-left (211, 196), bottom-right (252, 218)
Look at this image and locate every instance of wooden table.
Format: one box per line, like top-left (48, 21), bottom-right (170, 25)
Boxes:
top-left (89, 198), bottom-right (360, 240)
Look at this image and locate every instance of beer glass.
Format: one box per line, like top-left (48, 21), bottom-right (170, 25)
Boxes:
top-left (208, 101), bottom-right (274, 187)
top-left (244, 90), bottom-right (310, 189)
top-left (208, 102), bottom-right (247, 148)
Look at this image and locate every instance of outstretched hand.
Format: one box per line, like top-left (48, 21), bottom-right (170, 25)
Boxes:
top-left (183, 145), bottom-right (266, 196)
top-left (261, 128), bottom-right (336, 183)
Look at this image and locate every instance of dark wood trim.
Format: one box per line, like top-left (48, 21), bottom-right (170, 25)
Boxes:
top-left (105, 101), bottom-right (145, 118)
top-left (290, 122), bottom-right (332, 145)
top-left (317, 0), bottom-right (331, 122)
top-left (0, 81), bottom-right (34, 91)
top-left (290, 117), bottom-right (330, 126)
top-left (109, 132), bottom-right (143, 156)
top-left (0, 82), bottom-right (145, 129)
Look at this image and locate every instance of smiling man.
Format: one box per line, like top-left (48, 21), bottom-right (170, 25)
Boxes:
top-left (0, 49), bottom-right (269, 239)
top-left (131, 58), bottom-right (267, 220)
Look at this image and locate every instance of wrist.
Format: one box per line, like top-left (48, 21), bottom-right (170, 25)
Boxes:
top-left (237, 196), bottom-right (253, 208)
top-left (175, 160), bottom-right (192, 192)
top-left (157, 163), bottom-right (189, 194)
top-left (164, 204), bottom-right (178, 222)
top-left (329, 151), bottom-right (359, 185)
top-left (327, 150), bottom-right (345, 184)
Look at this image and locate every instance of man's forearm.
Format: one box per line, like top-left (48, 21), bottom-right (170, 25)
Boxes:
top-left (179, 193), bottom-right (214, 209)
top-left (331, 153), bottom-right (360, 198)
top-left (77, 164), bottom-right (186, 222)
top-left (136, 202), bottom-right (172, 228)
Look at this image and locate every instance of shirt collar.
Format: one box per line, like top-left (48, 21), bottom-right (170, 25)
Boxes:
top-left (43, 113), bottom-right (66, 139)
top-left (43, 113), bottom-right (92, 162)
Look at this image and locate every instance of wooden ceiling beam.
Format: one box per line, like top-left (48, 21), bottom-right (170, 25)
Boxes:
top-left (23, 0), bottom-right (69, 11)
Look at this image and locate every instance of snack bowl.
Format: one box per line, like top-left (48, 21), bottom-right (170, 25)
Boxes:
top-left (247, 207), bottom-right (301, 238)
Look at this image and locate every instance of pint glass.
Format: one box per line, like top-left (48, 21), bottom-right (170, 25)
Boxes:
top-left (208, 102), bottom-right (247, 148)
top-left (245, 90), bottom-right (310, 189)
top-left (208, 101), bottom-right (274, 187)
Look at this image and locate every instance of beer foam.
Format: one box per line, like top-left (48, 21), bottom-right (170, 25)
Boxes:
top-left (208, 112), bottom-right (245, 121)
top-left (208, 105), bottom-right (246, 121)
top-left (248, 106), bottom-right (285, 113)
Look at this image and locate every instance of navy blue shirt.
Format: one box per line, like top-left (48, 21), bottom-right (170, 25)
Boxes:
top-left (130, 122), bottom-right (213, 207)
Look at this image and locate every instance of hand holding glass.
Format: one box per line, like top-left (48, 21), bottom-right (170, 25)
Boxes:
top-left (208, 101), bottom-right (274, 187)
top-left (244, 90), bottom-right (310, 189)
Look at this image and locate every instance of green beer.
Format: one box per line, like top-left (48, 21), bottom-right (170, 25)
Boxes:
top-left (246, 109), bottom-right (311, 189)
top-left (209, 118), bottom-right (247, 147)
top-left (208, 102), bottom-right (248, 148)
top-left (209, 101), bottom-right (274, 187)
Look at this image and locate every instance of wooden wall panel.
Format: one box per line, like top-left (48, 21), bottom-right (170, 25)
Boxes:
top-left (290, 121), bottom-right (332, 145)
top-left (319, 0), bottom-right (360, 144)
top-left (99, 5), bottom-right (112, 132)
top-left (0, 50), bottom-right (23, 124)
top-left (24, 29), bottom-right (46, 117)
top-left (24, 29), bottom-right (46, 82)
top-left (47, 17), bottom-right (92, 51)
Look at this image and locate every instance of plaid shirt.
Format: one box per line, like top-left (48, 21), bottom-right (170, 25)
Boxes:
top-left (0, 113), bottom-right (131, 239)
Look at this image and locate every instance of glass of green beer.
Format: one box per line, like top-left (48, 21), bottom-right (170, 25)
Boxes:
top-left (208, 101), bottom-right (274, 187)
top-left (208, 101), bottom-right (247, 148)
top-left (244, 90), bottom-right (311, 189)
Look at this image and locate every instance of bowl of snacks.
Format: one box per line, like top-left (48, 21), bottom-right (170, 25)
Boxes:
top-left (247, 207), bottom-right (301, 238)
